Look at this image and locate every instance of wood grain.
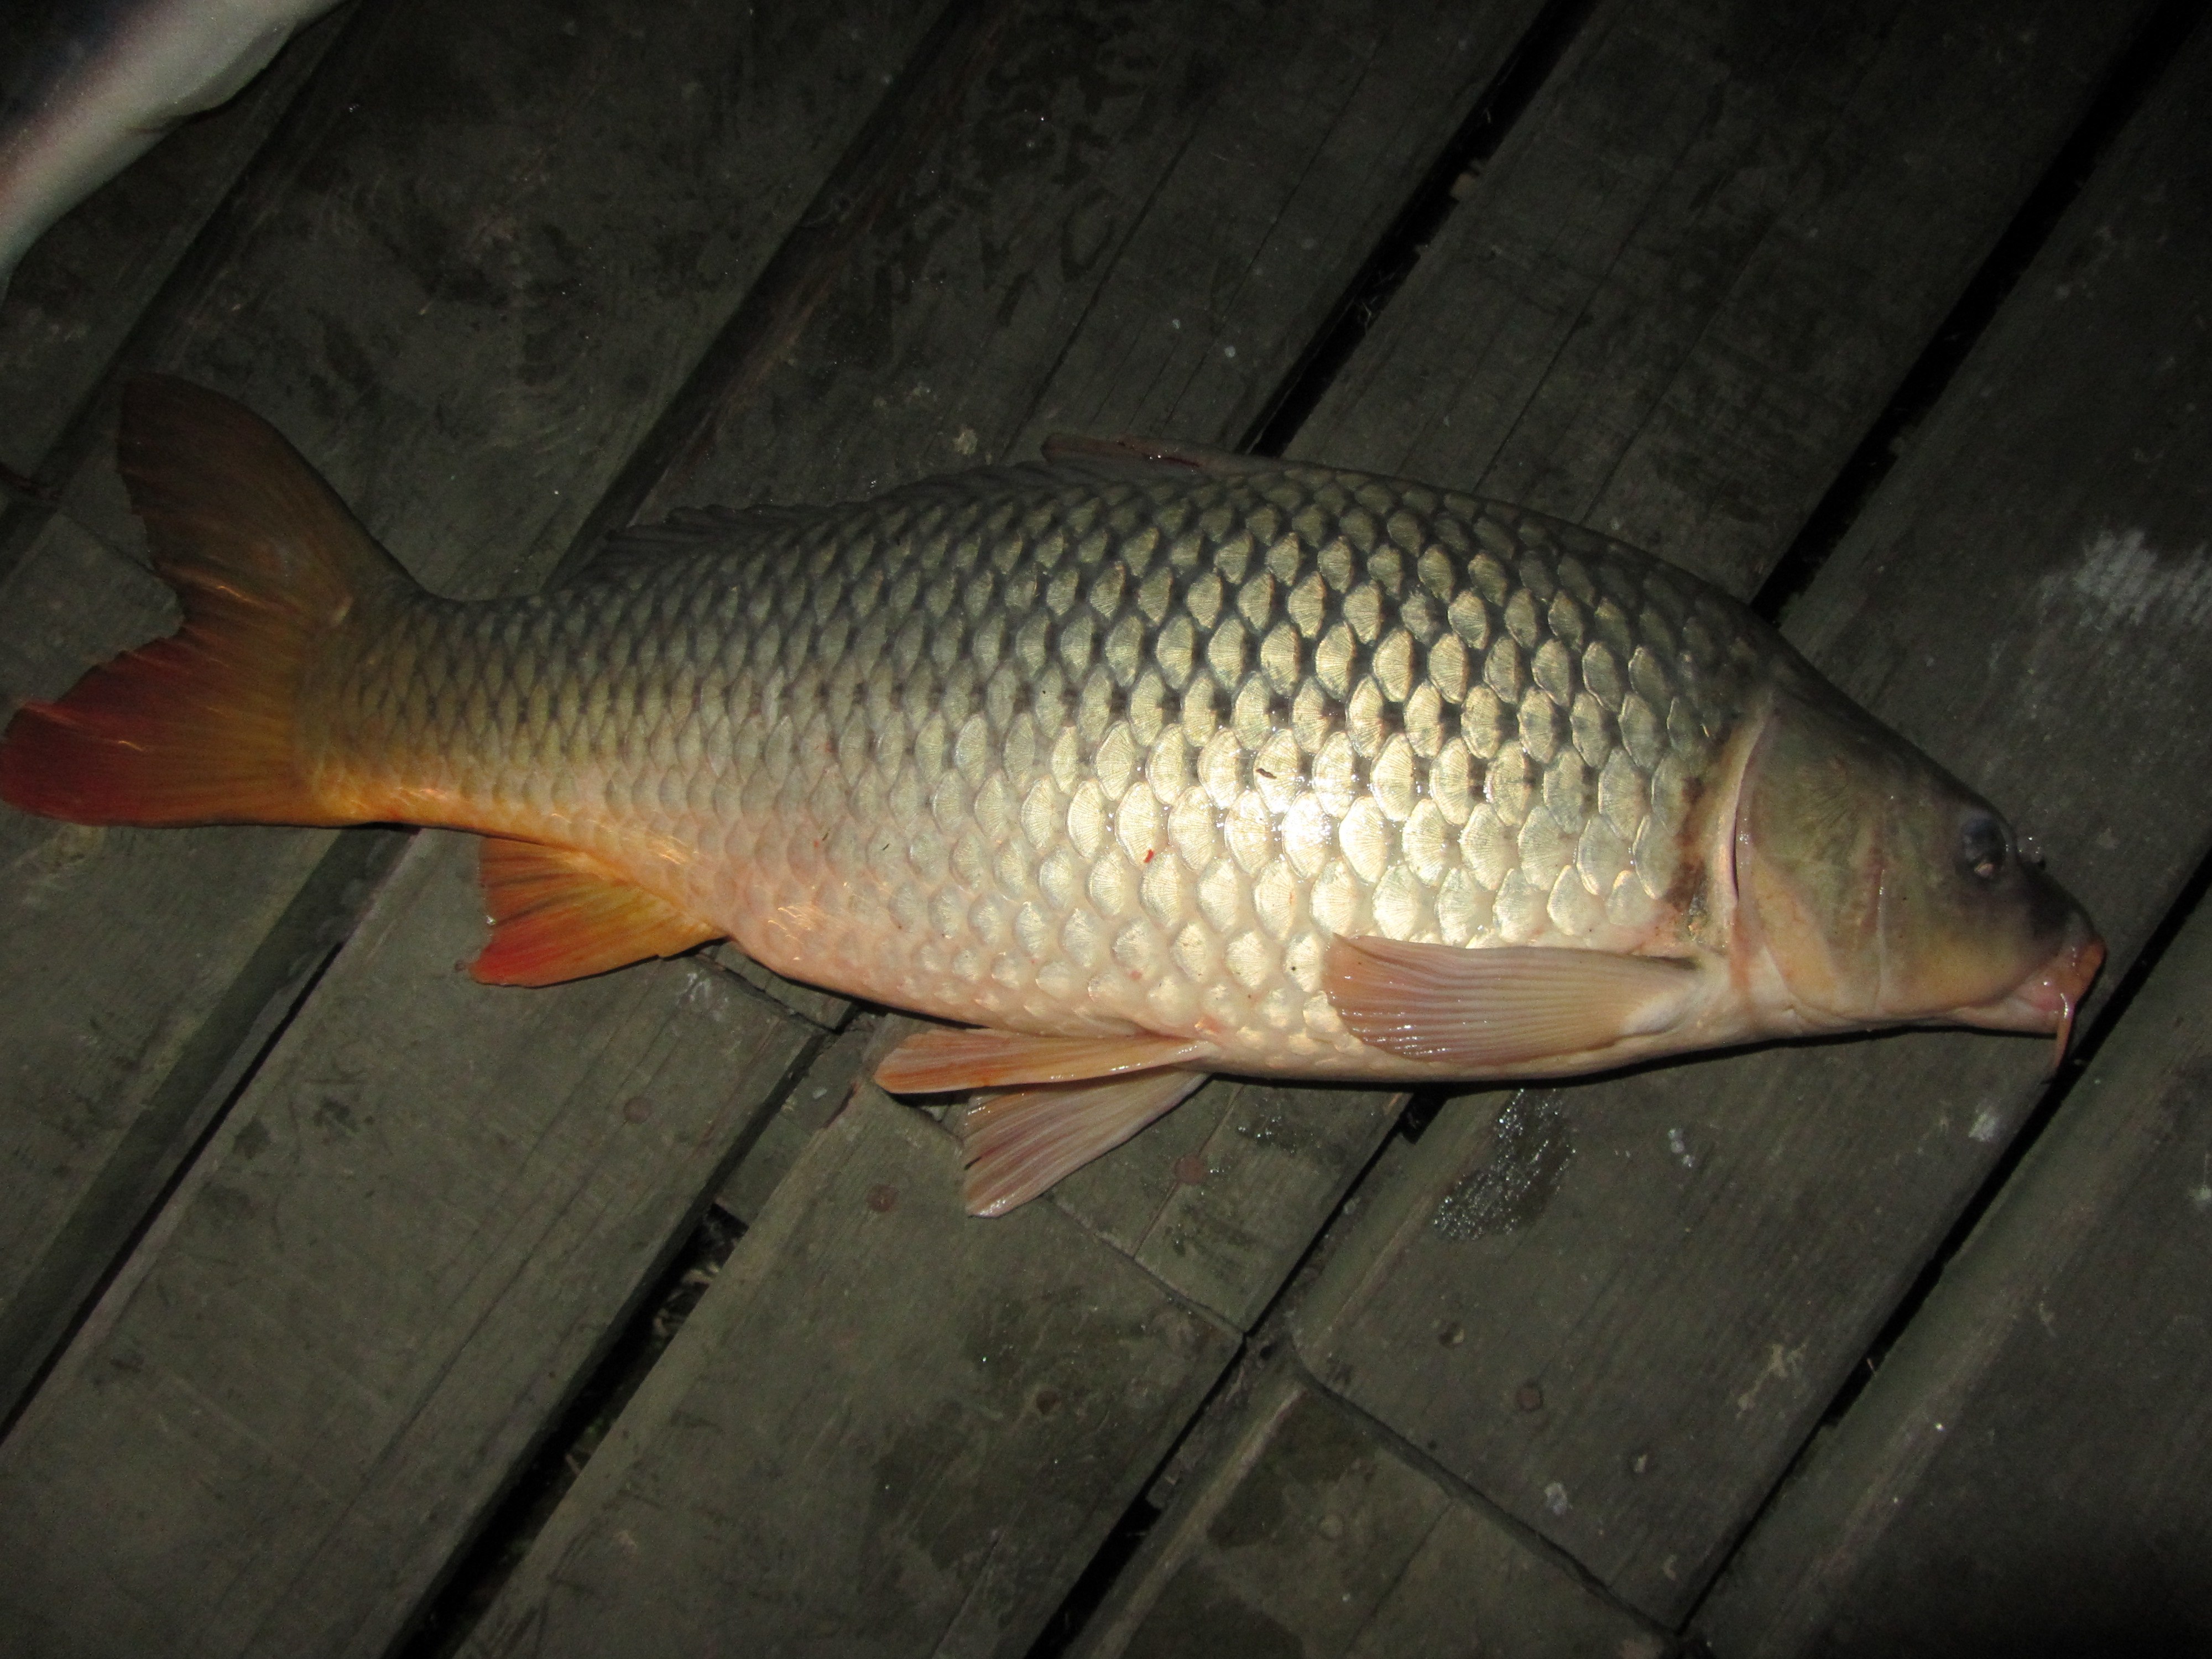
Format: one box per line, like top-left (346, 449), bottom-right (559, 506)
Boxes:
top-left (463, 1083), bottom-right (1239, 1659)
top-left (1072, 1371), bottom-right (1666, 1659)
top-left (1293, 0), bottom-right (2155, 594)
top-left (1696, 873), bottom-right (2212, 1655)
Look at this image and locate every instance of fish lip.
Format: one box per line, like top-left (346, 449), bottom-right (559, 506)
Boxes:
top-left (1950, 925), bottom-right (2107, 1066)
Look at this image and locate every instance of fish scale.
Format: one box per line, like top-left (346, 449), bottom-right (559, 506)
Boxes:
top-left (309, 456), bottom-right (1771, 1079)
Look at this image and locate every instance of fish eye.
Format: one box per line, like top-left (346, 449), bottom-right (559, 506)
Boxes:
top-left (1959, 813), bottom-right (2010, 882)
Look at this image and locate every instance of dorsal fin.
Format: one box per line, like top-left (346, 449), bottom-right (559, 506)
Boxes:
top-left (590, 441), bottom-right (1288, 570)
top-left (1039, 434), bottom-right (1277, 477)
top-left (472, 837), bottom-right (718, 987)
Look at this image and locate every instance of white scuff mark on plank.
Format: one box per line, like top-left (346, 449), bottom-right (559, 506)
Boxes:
top-left (2188, 1152), bottom-right (2212, 1212)
top-left (9, 821), bottom-right (106, 908)
top-left (1734, 1340), bottom-right (1807, 1415)
top-left (1968, 1104), bottom-right (2002, 1142)
top-left (1543, 1480), bottom-right (1569, 1515)
top-left (2038, 529), bottom-right (2212, 632)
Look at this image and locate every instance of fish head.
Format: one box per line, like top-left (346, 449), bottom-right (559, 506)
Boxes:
top-left (1730, 688), bottom-right (2103, 1057)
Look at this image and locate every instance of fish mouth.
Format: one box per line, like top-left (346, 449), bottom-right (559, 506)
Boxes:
top-left (1950, 922), bottom-right (2107, 1067)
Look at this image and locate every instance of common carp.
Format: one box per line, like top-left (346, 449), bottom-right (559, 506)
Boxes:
top-left (0, 379), bottom-right (2103, 1213)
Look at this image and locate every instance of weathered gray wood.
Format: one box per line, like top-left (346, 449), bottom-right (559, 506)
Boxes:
top-left (717, 1013), bottom-right (885, 1224)
top-left (713, 941), bottom-right (857, 1031)
top-left (1073, 1370), bottom-right (1666, 1659)
top-left (1052, 1083), bottom-right (1401, 1331)
top-left (0, 830), bottom-right (818, 1658)
top-left (1293, 0), bottom-right (2157, 594)
top-left (0, 4), bottom-right (349, 478)
top-left (0, 0), bottom-right (941, 1425)
top-left (628, 0), bottom-right (1552, 1324)
top-left (1288, 9), bottom-right (2212, 1622)
top-left (1695, 877), bottom-right (2212, 1655)
top-left (464, 1082), bottom-right (1238, 1659)
top-left (639, 0), bottom-right (1546, 513)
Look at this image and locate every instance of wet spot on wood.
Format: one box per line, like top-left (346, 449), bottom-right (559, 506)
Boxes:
top-left (1431, 1093), bottom-right (1574, 1239)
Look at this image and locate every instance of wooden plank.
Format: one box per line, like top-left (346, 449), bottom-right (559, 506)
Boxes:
top-left (713, 942), bottom-right (858, 1032)
top-left (0, 0), bottom-right (942, 1425)
top-left (637, 0), bottom-right (1548, 519)
top-left (0, 830), bottom-right (818, 1658)
top-left (1694, 883), bottom-right (2212, 1653)
top-left (1072, 1370), bottom-right (1666, 1659)
top-left (463, 1083), bottom-right (1239, 1659)
top-left (1052, 1083), bottom-right (1400, 1332)
top-left (0, 4), bottom-right (350, 478)
top-left (1292, 0), bottom-right (2156, 594)
top-left (628, 0), bottom-right (1552, 1326)
top-left (716, 1013), bottom-right (888, 1225)
top-left (1287, 7), bottom-right (2212, 1623)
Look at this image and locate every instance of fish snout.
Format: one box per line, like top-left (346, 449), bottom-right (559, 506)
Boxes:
top-left (1952, 917), bottom-right (2106, 1065)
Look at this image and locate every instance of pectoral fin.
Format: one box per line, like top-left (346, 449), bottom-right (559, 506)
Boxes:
top-left (1326, 936), bottom-right (1698, 1070)
top-left (472, 837), bottom-right (719, 987)
top-left (961, 1069), bottom-right (1210, 1216)
top-left (875, 1026), bottom-right (1212, 1093)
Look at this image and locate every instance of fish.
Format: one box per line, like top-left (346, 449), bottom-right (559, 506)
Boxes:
top-left (0, 378), bottom-right (2105, 1214)
top-left (0, 0), bottom-right (342, 301)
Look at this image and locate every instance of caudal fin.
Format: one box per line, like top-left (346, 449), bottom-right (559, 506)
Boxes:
top-left (0, 375), bottom-right (418, 826)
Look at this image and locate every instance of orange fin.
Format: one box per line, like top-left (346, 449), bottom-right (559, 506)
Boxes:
top-left (875, 1026), bottom-right (1212, 1094)
top-left (961, 1069), bottom-right (1209, 1217)
top-left (1326, 936), bottom-right (1698, 1069)
top-left (0, 375), bottom-right (418, 826)
top-left (472, 837), bottom-right (719, 987)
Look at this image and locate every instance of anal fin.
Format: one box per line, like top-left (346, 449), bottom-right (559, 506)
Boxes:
top-left (472, 837), bottom-right (718, 987)
top-left (875, 1025), bottom-right (1212, 1093)
top-left (961, 1069), bottom-right (1209, 1217)
top-left (1326, 936), bottom-right (1698, 1070)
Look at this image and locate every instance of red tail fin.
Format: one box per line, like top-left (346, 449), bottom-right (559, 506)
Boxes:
top-left (0, 376), bottom-right (418, 826)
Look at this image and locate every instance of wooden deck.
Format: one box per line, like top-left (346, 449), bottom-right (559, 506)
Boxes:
top-left (1, 0), bottom-right (2207, 1653)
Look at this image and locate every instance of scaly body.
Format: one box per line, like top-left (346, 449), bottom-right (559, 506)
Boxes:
top-left (318, 458), bottom-right (1773, 1079)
